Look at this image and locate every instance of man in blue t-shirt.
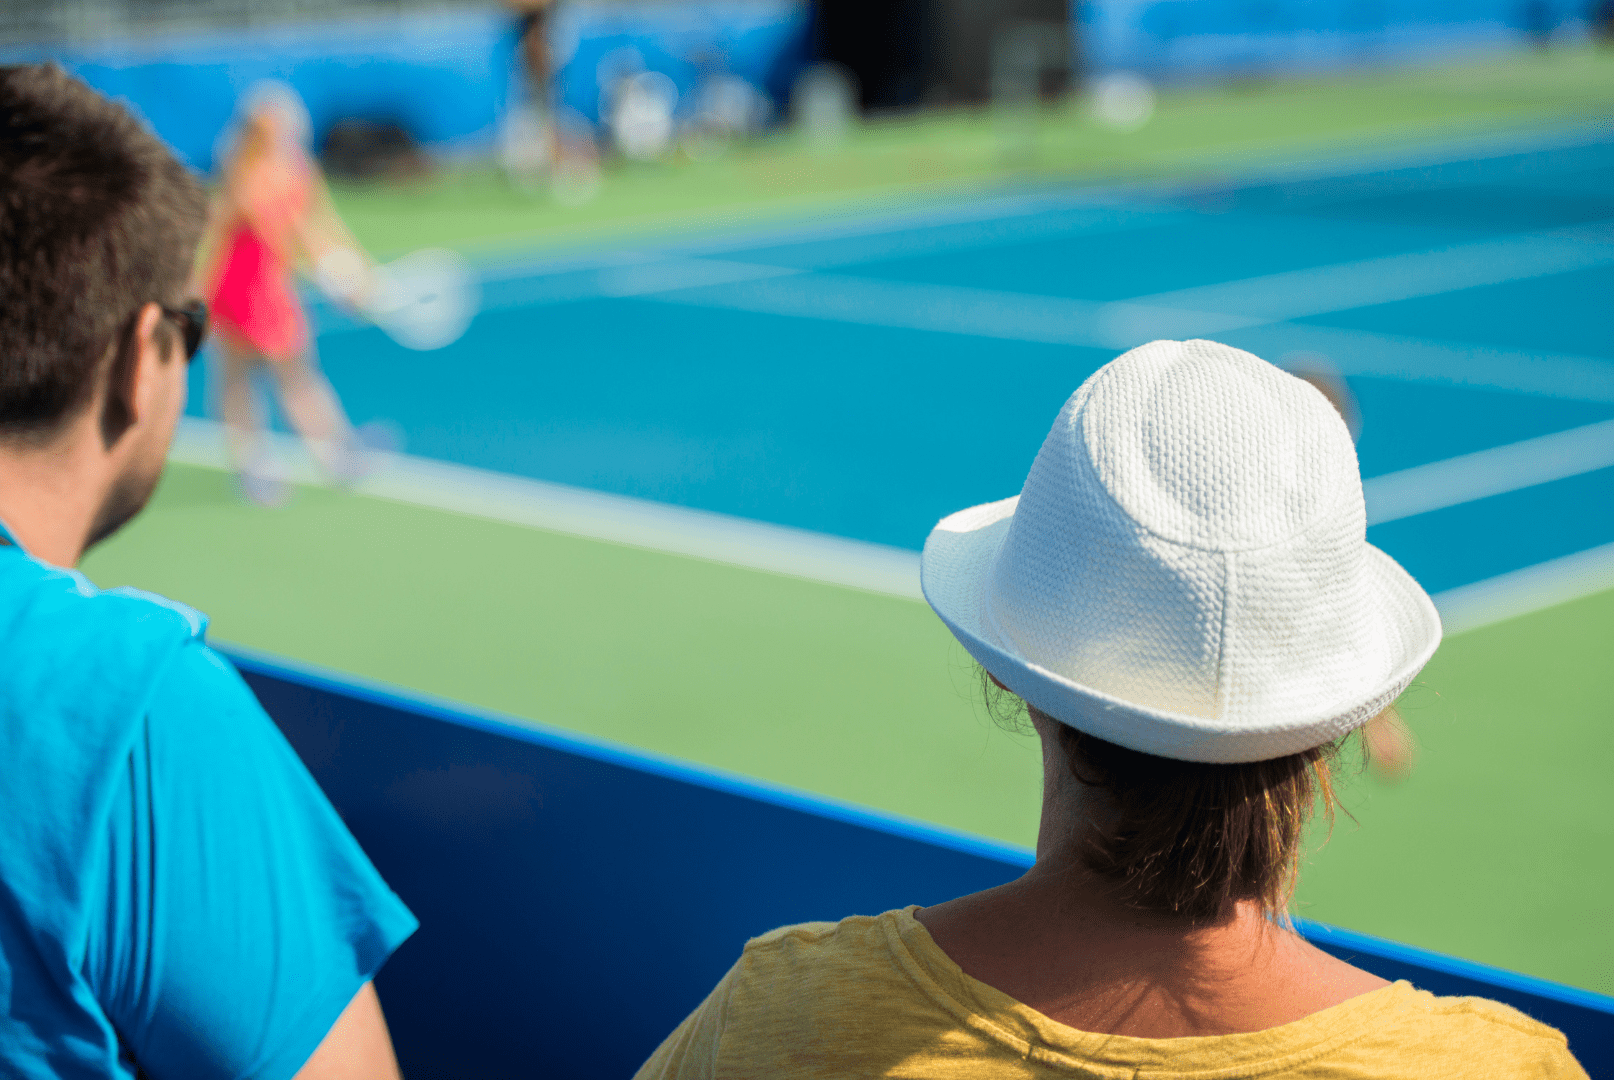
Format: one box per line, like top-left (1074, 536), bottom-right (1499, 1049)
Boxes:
top-left (0, 64), bottom-right (418, 1079)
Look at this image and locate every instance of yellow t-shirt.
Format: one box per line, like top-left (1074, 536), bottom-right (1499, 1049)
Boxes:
top-left (635, 907), bottom-right (1588, 1079)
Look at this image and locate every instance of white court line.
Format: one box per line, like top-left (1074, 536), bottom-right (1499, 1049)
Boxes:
top-left (671, 205), bottom-right (1196, 274)
top-left (1431, 541), bottom-right (1614, 636)
top-left (167, 419), bottom-right (923, 601)
top-left (344, 257), bottom-right (799, 322)
top-left (170, 418), bottom-right (1614, 635)
top-left (591, 258), bottom-right (800, 297)
top-left (1224, 324), bottom-right (1614, 404)
top-left (451, 187), bottom-right (1174, 295)
top-left (648, 219), bottom-right (1614, 355)
top-left (656, 273), bottom-right (1127, 347)
top-left (1112, 221), bottom-right (1614, 329)
top-left (460, 118), bottom-right (1614, 284)
top-left (399, 264), bottom-right (1614, 412)
top-left (1364, 417), bottom-right (1614, 525)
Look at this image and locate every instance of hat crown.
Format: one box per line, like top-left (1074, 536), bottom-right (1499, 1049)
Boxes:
top-left (1079, 340), bottom-right (1357, 550)
top-left (983, 339), bottom-right (1377, 727)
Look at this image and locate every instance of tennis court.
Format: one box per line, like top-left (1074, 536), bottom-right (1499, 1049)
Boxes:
top-left (86, 119), bottom-right (1614, 995)
top-left (307, 130), bottom-right (1614, 574)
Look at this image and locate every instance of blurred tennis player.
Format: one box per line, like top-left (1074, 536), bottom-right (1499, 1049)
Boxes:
top-left (198, 82), bottom-right (382, 505)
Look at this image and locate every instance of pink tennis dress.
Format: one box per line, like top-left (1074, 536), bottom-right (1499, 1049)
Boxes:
top-left (208, 161), bottom-right (311, 361)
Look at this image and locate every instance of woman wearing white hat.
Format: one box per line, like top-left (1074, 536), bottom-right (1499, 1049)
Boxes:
top-left (635, 340), bottom-right (1587, 1078)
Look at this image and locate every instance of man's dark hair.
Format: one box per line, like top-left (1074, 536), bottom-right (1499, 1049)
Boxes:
top-left (0, 63), bottom-right (206, 442)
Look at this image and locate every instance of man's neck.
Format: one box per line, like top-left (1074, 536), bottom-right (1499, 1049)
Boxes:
top-left (0, 422), bottom-right (108, 567)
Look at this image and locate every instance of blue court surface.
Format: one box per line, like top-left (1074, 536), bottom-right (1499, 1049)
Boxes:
top-left (191, 130), bottom-right (1614, 596)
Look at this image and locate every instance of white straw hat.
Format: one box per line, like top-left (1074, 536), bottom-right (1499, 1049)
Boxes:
top-left (921, 339), bottom-right (1441, 763)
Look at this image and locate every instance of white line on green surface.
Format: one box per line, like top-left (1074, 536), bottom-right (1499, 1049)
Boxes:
top-left (171, 416), bottom-right (1614, 640)
top-left (1431, 542), bottom-right (1614, 635)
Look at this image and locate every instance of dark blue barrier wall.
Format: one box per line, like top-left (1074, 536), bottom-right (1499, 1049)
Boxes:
top-left (229, 648), bottom-right (1614, 1079)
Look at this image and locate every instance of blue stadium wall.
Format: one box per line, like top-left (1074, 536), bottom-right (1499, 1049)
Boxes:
top-left (229, 646), bottom-right (1614, 1079)
top-left (0, 1), bottom-right (811, 174)
top-left (0, 0), bottom-right (1588, 176)
top-left (1084, 0), bottom-right (1592, 80)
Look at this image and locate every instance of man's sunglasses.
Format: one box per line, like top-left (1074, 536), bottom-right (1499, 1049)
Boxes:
top-left (160, 300), bottom-right (209, 362)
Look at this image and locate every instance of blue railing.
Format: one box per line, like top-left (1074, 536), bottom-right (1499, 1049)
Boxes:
top-left (228, 645), bottom-right (1614, 1078)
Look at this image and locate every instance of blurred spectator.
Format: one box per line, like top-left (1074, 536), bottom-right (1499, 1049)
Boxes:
top-left (504, 0), bottom-right (562, 181)
top-left (1520, 0), bottom-right (1555, 46)
top-left (609, 70), bottom-right (679, 160)
top-left (1592, 0), bottom-right (1614, 41)
top-left (681, 53), bottom-right (771, 160)
top-left (504, 0), bottom-right (601, 199)
top-left (321, 118), bottom-right (431, 183)
top-left (792, 62), bottom-right (858, 149)
top-left (512, 0), bottom-right (562, 99)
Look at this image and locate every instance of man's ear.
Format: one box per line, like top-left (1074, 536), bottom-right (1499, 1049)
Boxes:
top-left (100, 302), bottom-right (166, 449)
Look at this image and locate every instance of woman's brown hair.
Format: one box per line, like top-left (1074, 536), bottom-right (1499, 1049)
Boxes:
top-left (984, 671), bottom-right (1340, 922)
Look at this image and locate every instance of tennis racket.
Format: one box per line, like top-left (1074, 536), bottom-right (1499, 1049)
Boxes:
top-left (364, 248), bottom-right (480, 351)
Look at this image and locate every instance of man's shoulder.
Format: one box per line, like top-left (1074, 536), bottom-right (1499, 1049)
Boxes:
top-left (0, 549), bottom-right (206, 643)
top-left (0, 553), bottom-right (219, 817)
top-left (0, 553), bottom-right (208, 700)
top-left (0, 542), bottom-right (208, 645)
top-left (0, 560), bottom-right (234, 937)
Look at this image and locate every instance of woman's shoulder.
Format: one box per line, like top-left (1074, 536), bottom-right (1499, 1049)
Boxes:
top-left (727, 909), bottom-right (928, 1011)
top-left (1349, 983), bottom-right (1586, 1077)
top-left (1382, 982), bottom-right (1573, 1040)
top-left (740, 909), bottom-right (906, 965)
top-left (634, 910), bottom-right (1018, 1080)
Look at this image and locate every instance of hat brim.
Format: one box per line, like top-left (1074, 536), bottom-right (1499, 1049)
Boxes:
top-left (920, 497), bottom-right (1443, 763)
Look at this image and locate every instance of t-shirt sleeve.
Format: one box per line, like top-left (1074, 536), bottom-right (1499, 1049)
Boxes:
top-left (83, 641), bottom-right (419, 1080)
top-left (632, 963), bottom-right (739, 1080)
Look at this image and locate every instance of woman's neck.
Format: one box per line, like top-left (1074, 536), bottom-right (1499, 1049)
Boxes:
top-left (914, 866), bottom-right (1388, 1038)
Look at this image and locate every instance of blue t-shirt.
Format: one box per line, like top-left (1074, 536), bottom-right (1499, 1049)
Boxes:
top-left (0, 524), bottom-right (418, 1079)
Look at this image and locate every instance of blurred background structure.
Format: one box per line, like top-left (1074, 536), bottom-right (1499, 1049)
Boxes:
top-left (3, 0), bottom-right (1606, 174)
top-left (6, 0), bottom-right (1614, 1072)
